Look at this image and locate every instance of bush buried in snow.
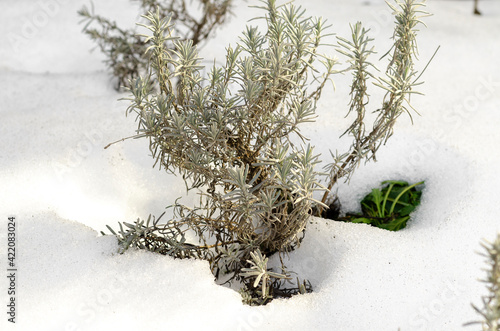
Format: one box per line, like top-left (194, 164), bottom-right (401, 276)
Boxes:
top-left (105, 0), bottom-right (430, 304)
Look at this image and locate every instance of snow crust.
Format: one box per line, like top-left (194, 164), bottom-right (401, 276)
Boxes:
top-left (1, 0), bottom-right (500, 330)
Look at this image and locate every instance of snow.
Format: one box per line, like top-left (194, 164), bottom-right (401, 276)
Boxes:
top-left (1, 0), bottom-right (500, 330)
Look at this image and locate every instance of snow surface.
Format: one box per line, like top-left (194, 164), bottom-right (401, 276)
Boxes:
top-left (1, 0), bottom-right (500, 330)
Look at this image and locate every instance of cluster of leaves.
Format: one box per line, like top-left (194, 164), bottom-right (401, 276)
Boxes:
top-left (338, 180), bottom-right (424, 231)
top-left (102, 212), bottom-right (212, 259)
top-left (319, 0), bottom-right (431, 212)
top-left (131, 0), bottom-right (338, 253)
top-left (104, 0), bottom-right (430, 304)
top-left (240, 250), bottom-right (308, 305)
top-left (468, 234), bottom-right (500, 330)
top-left (120, 0), bottom-right (334, 301)
top-left (78, 0), bottom-right (233, 90)
top-left (239, 251), bottom-right (312, 305)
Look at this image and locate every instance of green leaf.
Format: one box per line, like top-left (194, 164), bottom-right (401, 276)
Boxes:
top-left (377, 216), bottom-right (410, 231)
top-left (340, 180), bottom-right (424, 231)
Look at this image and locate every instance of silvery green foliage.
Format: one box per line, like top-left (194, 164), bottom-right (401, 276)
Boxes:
top-left (469, 234), bottom-right (500, 330)
top-left (129, 0), bottom-right (334, 255)
top-left (240, 249), bottom-right (289, 304)
top-left (103, 212), bottom-right (212, 259)
top-left (78, 0), bottom-right (233, 90)
top-left (238, 249), bottom-right (311, 305)
top-left (321, 0), bottom-right (430, 208)
top-left (106, 0), bottom-right (430, 304)
top-left (121, 0), bottom-right (335, 302)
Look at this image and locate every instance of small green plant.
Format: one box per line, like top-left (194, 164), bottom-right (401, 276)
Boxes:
top-left (103, 0), bottom-right (431, 304)
top-left (338, 180), bottom-right (424, 231)
top-left (466, 234), bottom-right (500, 330)
top-left (78, 0), bottom-right (233, 90)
